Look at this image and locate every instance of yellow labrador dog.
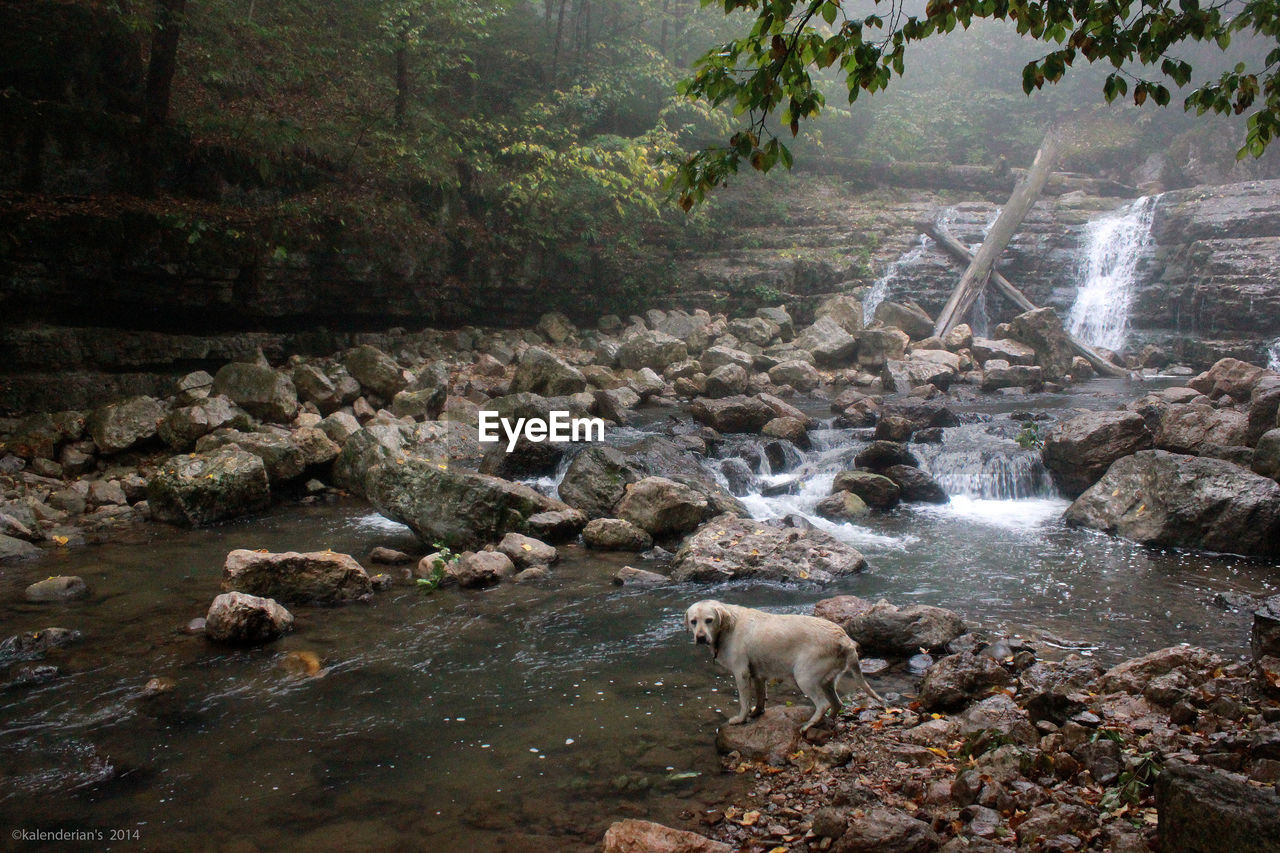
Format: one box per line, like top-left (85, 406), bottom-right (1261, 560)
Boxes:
top-left (685, 599), bottom-right (883, 733)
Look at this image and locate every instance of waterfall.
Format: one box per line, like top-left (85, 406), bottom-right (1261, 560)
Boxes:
top-left (1269, 337), bottom-right (1280, 372)
top-left (863, 233), bottom-right (931, 324)
top-left (1066, 195), bottom-right (1160, 352)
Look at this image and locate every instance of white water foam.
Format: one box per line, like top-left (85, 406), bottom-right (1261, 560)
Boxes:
top-left (1066, 195), bottom-right (1160, 352)
top-left (863, 233), bottom-right (932, 324)
top-left (916, 495), bottom-right (1071, 531)
top-left (1268, 337), bottom-right (1280, 372)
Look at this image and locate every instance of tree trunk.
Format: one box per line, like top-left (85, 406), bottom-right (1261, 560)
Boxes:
top-left (394, 35), bottom-right (409, 129)
top-left (134, 0), bottom-right (187, 196)
top-left (932, 129), bottom-right (1060, 337)
top-left (925, 222), bottom-right (1131, 378)
top-left (551, 0), bottom-right (568, 84)
top-left (660, 0), bottom-right (670, 57)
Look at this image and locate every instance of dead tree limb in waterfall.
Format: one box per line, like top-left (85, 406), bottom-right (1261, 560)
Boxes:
top-left (932, 130), bottom-right (1061, 338)
top-left (924, 222), bottom-right (1132, 379)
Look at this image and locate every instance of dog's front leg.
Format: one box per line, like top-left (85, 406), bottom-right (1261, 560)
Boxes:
top-left (726, 668), bottom-right (753, 725)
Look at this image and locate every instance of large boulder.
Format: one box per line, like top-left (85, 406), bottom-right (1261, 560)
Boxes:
top-left (1155, 403), bottom-right (1249, 454)
top-left (1156, 763), bottom-right (1280, 853)
top-left (342, 345), bottom-right (407, 400)
top-left (670, 514), bottom-right (867, 583)
top-left (704, 363), bottom-right (749, 398)
top-left (853, 329), bottom-right (907, 369)
top-left (333, 420), bottom-right (455, 498)
top-left (832, 807), bottom-right (941, 853)
top-left (794, 316), bottom-right (858, 367)
top-left (879, 399), bottom-right (959, 431)
top-left (971, 337), bottom-right (1036, 366)
top-left (689, 395), bottom-right (776, 434)
top-left (618, 331), bottom-right (688, 372)
top-left (367, 455), bottom-right (580, 549)
top-left (768, 359), bottom-right (821, 391)
top-left (918, 651), bottom-right (1013, 711)
top-left (223, 549), bottom-right (373, 604)
top-left (212, 363), bottom-right (298, 423)
top-left (1253, 595), bottom-right (1280, 661)
top-left (557, 446), bottom-right (638, 518)
top-left (582, 517), bottom-right (653, 551)
top-left (980, 359), bottom-right (1043, 392)
top-left (615, 476), bottom-right (708, 537)
top-left (204, 592), bottom-right (293, 645)
top-left (883, 465), bottom-right (948, 503)
top-left (1247, 376), bottom-right (1280, 444)
top-left (1006, 307), bottom-right (1075, 381)
top-left (700, 345), bottom-right (754, 373)
top-left (853, 441), bottom-right (919, 471)
top-left (509, 346), bottom-right (587, 396)
top-left (1256, 430), bottom-right (1280, 481)
top-left (196, 429), bottom-right (307, 484)
top-left (832, 470), bottom-right (901, 509)
top-left (1188, 357), bottom-right (1269, 400)
top-left (715, 705), bottom-right (809, 765)
top-left (147, 448), bottom-right (271, 526)
top-left (86, 395), bottom-right (167, 454)
top-left (1042, 410), bottom-right (1154, 497)
top-left (1064, 449), bottom-right (1280, 556)
top-left (814, 596), bottom-right (966, 656)
top-left (448, 550), bottom-right (516, 588)
top-left (874, 300), bottom-right (934, 339)
top-left (814, 293), bottom-right (864, 334)
top-left (882, 358), bottom-right (957, 392)
top-left (1098, 645), bottom-right (1223, 695)
top-left (158, 396), bottom-right (251, 451)
top-left (601, 819), bottom-right (730, 853)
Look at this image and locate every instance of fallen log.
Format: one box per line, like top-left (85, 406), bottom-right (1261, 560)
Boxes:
top-left (933, 129), bottom-right (1061, 338)
top-left (924, 222), bottom-right (1132, 379)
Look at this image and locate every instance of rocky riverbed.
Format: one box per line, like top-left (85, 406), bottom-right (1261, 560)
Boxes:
top-left (4, 298), bottom-right (1280, 850)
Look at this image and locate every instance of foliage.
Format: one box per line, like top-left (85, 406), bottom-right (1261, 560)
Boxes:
top-left (416, 542), bottom-right (456, 592)
top-left (672, 0), bottom-right (1280, 206)
top-left (1015, 421), bottom-right (1043, 450)
top-left (1099, 749), bottom-right (1162, 813)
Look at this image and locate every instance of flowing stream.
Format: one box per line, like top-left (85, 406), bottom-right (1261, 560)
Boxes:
top-left (2, 379), bottom-right (1276, 850)
top-left (1066, 195), bottom-right (1161, 352)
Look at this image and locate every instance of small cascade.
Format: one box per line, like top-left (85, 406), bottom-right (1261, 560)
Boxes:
top-left (1066, 195), bottom-right (1160, 352)
top-left (863, 233), bottom-right (932, 324)
top-left (1268, 337), bottom-right (1280, 372)
top-left (913, 424), bottom-right (1056, 500)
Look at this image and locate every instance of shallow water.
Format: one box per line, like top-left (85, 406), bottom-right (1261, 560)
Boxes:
top-left (2, 378), bottom-right (1278, 851)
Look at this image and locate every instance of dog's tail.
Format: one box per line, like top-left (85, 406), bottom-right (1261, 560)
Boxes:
top-left (838, 644), bottom-right (886, 708)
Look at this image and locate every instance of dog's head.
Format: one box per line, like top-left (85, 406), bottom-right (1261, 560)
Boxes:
top-left (685, 600), bottom-right (732, 647)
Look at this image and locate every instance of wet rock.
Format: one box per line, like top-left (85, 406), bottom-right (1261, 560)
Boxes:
top-left (368, 455), bottom-right (576, 549)
top-left (613, 566), bottom-right (667, 586)
top-left (1018, 658), bottom-right (1103, 724)
top-left (814, 293), bottom-right (864, 334)
top-left (918, 652), bottom-right (1013, 711)
top-left (594, 387), bottom-right (640, 423)
top-left (448, 550), bottom-right (516, 588)
top-left (25, 576), bottom-right (89, 603)
top-left (0, 533), bottom-right (41, 562)
top-left (875, 415), bottom-right (914, 442)
top-left (854, 440), bottom-right (919, 471)
top-left (670, 513), bottom-right (867, 583)
top-left (342, 345), bottom-right (408, 400)
top-left (0, 627), bottom-right (81, 660)
top-left (368, 547), bottom-right (412, 564)
top-left (318, 411), bottom-right (361, 445)
top-left (537, 311), bottom-right (575, 344)
top-left (510, 346), bottom-right (587, 396)
top-left (719, 458), bottom-right (755, 496)
top-left (601, 819), bottom-right (730, 853)
top-left (1253, 428), bottom-right (1280, 480)
top-left (795, 316), bottom-right (858, 366)
top-left (1246, 378), bottom-right (1280, 444)
top-left (204, 591), bottom-right (293, 645)
top-left (883, 465), bottom-right (948, 503)
top-left (832, 470), bottom-right (901, 509)
top-left (583, 517), bottom-right (653, 551)
top-left (86, 395), bottom-right (166, 454)
top-left (1156, 762), bottom-right (1280, 853)
top-left (478, 434), bottom-right (565, 480)
top-left (147, 448), bottom-right (271, 526)
top-left (701, 345), bottom-right (753, 373)
top-left (816, 491), bottom-right (870, 522)
top-left (1188, 357), bottom-right (1270, 401)
top-left (1041, 410), bottom-right (1154, 497)
top-left (880, 399), bottom-right (960, 431)
top-left (558, 446), bottom-right (639, 518)
top-left (1015, 803), bottom-right (1096, 846)
top-left (689, 395), bottom-right (776, 434)
top-left (291, 426), bottom-right (341, 467)
top-left (524, 508), bottom-right (588, 543)
top-left (391, 386), bottom-right (447, 421)
top-left (616, 476), bottom-right (709, 537)
top-left (1007, 307), bottom-right (1075, 381)
top-left (768, 360), bottom-right (821, 391)
top-left (704, 364), bottom-right (749, 398)
top-left (832, 806), bottom-right (941, 852)
top-left (157, 396), bottom-right (251, 451)
top-left (883, 358), bottom-right (958, 392)
top-left (980, 359), bottom-right (1043, 392)
top-left (761, 417), bottom-right (808, 446)
top-left (292, 364), bottom-right (345, 414)
top-left (223, 549), bottom-right (373, 604)
top-left (814, 595), bottom-right (966, 655)
top-left (197, 428), bottom-right (308, 484)
top-left (957, 695), bottom-right (1038, 746)
top-left (715, 705), bottom-right (809, 765)
top-left (1073, 738), bottom-right (1122, 784)
top-left (875, 300), bottom-right (934, 339)
top-left (1253, 595), bottom-right (1280, 661)
top-left (212, 362), bottom-right (298, 423)
top-left (971, 337), bottom-right (1036, 365)
top-left (496, 532), bottom-right (557, 567)
top-left (1155, 403), bottom-right (1249, 454)
top-left (618, 331), bottom-right (688, 372)
top-left (1099, 645), bottom-right (1224, 694)
top-left (1064, 449), bottom-right (1280, 556)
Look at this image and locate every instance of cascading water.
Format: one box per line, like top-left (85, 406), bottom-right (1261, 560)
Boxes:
top-left (912, 424), bottom-right (1055, 500)
top-left (1268, 337), bottom-right (1280, 372)
top-left (863, 234), bottom-right (932, 324)
top-left (1066, 195), bottom-right (1160, 352)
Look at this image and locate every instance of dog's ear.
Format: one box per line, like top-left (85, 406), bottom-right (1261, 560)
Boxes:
top-left (713, 602), bottom-right (735, 632)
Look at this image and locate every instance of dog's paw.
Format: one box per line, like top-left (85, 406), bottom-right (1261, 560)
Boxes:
top-left (726, 714), bottom-right (748, 725)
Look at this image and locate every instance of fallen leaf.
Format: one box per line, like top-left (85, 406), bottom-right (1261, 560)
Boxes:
top-left (738, 810), bottom-right (761, 826)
